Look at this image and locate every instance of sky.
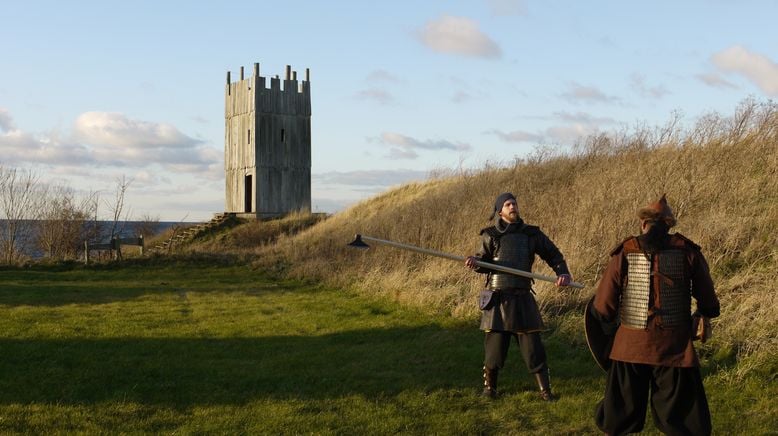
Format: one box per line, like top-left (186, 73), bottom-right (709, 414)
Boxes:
top-left (1, 0), bottom-right (777, 222)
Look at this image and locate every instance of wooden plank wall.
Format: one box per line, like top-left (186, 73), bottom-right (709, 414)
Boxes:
top-left (224, 65), bottom-right (311, 217)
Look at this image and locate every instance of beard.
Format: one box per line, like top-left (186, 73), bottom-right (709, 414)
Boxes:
top-left (502, 211), bottom-right (519, 223)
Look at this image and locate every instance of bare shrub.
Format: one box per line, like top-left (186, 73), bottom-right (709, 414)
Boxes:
top-left (104, 176), bottom-right (133, 260)
top-left (0, 167), bottom-right (43, 264)
top-left (131, 214), bottom-right (161, 239)
top-left (35, 185), bottom-right (97, 260)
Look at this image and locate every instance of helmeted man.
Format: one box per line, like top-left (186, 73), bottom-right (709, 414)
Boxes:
top-left (465, 192), bottom-right (573, 401)
top-left (591, 194), bottom-right (720, 435)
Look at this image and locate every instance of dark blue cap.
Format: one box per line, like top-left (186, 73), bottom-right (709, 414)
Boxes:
top-left (494, 192), bottom-right (516, 213)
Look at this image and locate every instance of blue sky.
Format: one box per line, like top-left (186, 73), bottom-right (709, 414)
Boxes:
top-left (1, 0), bottom-right (776, 221)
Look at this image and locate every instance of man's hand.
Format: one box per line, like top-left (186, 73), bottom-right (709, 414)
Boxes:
top-left (465, 256), bottom-right (479, 269)
top-left (555, 274), bottom-right (572, 287)
top-left (692, 313), bottom-right (712, 343)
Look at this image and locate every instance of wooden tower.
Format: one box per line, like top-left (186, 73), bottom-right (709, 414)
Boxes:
top-left (224, 62), bottom-right (311, 219)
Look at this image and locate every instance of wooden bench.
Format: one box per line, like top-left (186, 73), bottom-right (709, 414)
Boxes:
top-left (84, 236), bottom-right (144, 263)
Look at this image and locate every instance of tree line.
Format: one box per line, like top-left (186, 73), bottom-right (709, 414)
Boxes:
top-left (0, 166), bottom-right (159, 265)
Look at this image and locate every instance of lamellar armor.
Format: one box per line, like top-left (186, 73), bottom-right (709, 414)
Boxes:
top-left (476, 221), bottom-right (570, 333)
top-left (488, 231), bottom-right (533, 290)
top-left (620, 239), bottom-right (691, 329)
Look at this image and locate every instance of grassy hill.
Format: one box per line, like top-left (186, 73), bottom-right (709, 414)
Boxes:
top-left (248, 99), bottom-right (777, 375)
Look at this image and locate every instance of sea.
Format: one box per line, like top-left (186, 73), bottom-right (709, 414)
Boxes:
top-left (0, 220), bottom-right (198, 259)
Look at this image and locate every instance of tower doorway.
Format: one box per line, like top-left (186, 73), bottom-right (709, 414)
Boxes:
top-left (244, 175), bottom-right (252, 213)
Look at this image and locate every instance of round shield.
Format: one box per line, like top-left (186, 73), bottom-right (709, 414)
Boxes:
top-left (584, 296), bottom-right (615, 372)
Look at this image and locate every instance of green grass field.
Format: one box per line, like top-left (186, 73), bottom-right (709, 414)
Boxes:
top-left (0, 262), bottom-right (774, 434)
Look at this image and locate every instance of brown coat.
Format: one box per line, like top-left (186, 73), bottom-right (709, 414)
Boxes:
top-left (593, 234), bottom-right (719, 367)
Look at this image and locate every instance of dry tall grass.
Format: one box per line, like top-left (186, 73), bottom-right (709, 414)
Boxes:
top-left (253, 100), bottom-right (777, 370)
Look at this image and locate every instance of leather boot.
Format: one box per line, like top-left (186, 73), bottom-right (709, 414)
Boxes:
top-left (482, 366), bottom-right (498, 398)
top-left (535, 368), bottom-right (556, 402)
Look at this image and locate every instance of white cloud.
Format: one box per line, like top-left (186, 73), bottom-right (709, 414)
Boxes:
top-left (488, 111), bottom-right (616, 145)
top-left (545, 123), bottom-right (599, 145)
top-left (311, 169), bottom-right (431, 214)
top-left (374, 131), bottom-right (471, 159)
top-left (366, 70), bottom-right (404, 83)
top-left (310, 197), bottom-right (353, 214)
top-left (380, 132), bottom-right (471, 151)
top-left (72, 111), bottom-right (219, 171)
top-left (711, 45), bottom-right (778, 96)
top-left (560, 82), bottom-right (620, 104)
top-left (630, 73), bottom-right (670, 99)
top-left (487, 125), bottom-right (596, 145)
top-left (355, 87), bottom-right (394, 105)
top-left (452, 90), bottom-right (475, 103)
top-left (0, 108), bottom-right (15, 132)
top-left (417, 15), bottom-right (502, 59)
top-left (164, 153), bottom-right (223, 180)
top-left (313, 169), bottom-right (428, 187)
top-left (447, 76), bottom-right (487, 103)
top-left (0, 128), bottom-right (92, 166)
top-left (552, 111), bottom-right (618, 125)
top-left (74, 112), bottom-right (200, 149)
top-left (0, 109), bottom-right (219, 178)
top-left (387, 148), bottom-right (419, 159)
top-left (131, 170), bottom-right (172, 187)
top-left (486, 129), bottom-right (543, 143)
top-left (696, 73), bottom-right (738, 89)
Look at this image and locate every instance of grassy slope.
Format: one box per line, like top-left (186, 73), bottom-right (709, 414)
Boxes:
top-left (253, 100), bottom-right (778, 373)
top-left (0, 263), bottom-right (774, 434)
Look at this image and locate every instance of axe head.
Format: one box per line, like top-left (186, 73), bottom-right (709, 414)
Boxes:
top-left (347, 234), bottom-right (370, 250)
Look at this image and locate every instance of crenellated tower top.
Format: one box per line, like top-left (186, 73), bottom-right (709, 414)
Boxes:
top-left (225, 63), bottom-right (311, 118)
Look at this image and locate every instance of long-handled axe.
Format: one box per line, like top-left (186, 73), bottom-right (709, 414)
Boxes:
top-left (348, 234), bottom-right (584, 289)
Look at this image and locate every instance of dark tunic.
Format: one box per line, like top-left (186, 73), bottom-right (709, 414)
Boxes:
top-left (475, 219), bottom-right (570, 333)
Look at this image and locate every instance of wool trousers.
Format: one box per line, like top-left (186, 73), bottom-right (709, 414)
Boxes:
top-left (483, 330), bottom-right (547, 373)
top-left (595, 361), bottom-right (712, 436)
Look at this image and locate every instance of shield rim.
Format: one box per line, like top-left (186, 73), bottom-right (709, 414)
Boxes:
top-left (584, 295), bottom-right (615, 372)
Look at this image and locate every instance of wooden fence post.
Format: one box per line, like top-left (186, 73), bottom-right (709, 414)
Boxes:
top-left (112, 237), bottom-right (122, 261)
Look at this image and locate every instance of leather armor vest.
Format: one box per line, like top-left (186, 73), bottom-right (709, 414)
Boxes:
top-left (621, 240), bottom-right (691, 329)
top-left (488, 231), bottom-right (533, 290)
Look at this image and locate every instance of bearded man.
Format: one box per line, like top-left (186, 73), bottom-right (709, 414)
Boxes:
top-left (465, 192), bottom-right (573, 401)
top-left (591, 195), bottom-right (720, 435)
